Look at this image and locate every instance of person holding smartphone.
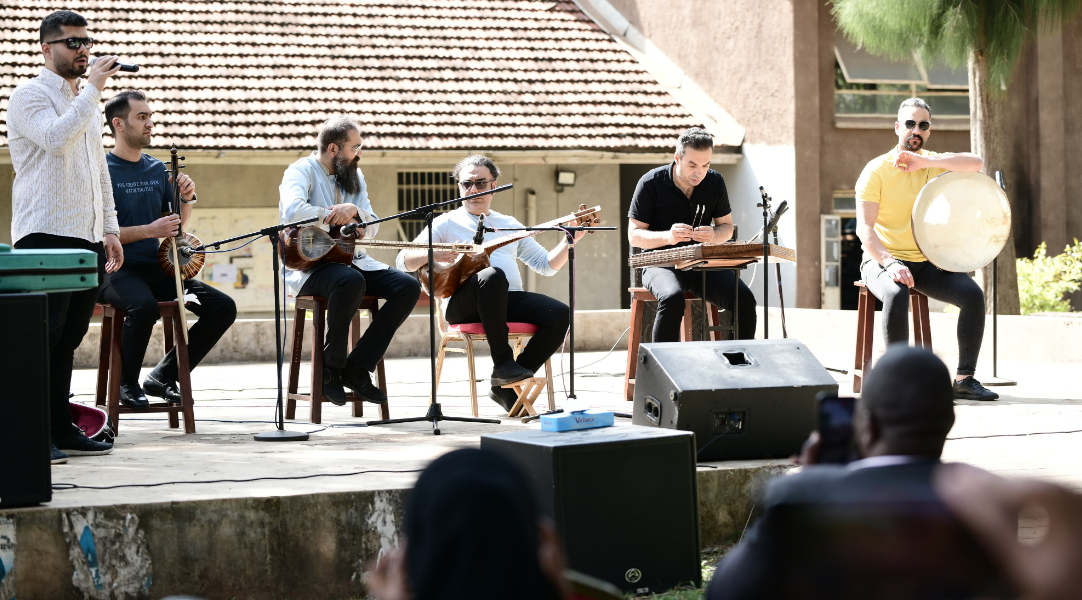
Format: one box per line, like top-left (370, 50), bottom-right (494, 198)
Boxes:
top-left (706, 346), bottom-right (1012, 599)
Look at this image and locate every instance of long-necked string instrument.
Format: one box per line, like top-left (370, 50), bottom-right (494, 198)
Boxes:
top-left (280, 224), bottom-right (483, 271)
top-left (159, 145), bottom-right (201, 343)
top-left (419, 204), bottom-right (601, 299)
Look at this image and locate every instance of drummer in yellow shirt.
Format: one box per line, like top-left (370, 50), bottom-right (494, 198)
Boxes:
top-left (855, 97), bottom-right (998, 401)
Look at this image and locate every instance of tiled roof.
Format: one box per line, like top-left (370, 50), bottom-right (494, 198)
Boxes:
top-left (0, 0), bottom-right (719, 152)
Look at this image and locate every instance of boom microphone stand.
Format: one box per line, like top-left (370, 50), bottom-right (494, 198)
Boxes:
top-left (364, 185), bottom-right (515, 434)
top-left (984, 172), bottom-right (1016, 387)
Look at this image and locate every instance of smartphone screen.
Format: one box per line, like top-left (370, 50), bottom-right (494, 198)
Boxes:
top-left (817, 394), bottom-right (857, 464)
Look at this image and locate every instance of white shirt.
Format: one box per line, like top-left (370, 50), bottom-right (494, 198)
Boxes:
top-left (847, 455), bottom-right (937, 470)
top-left (279, 155), bottom-right (388, 294)
top-left (7, 68), bottom-right (119, 244)
top-left (395, 206), bottom-right (557, 311)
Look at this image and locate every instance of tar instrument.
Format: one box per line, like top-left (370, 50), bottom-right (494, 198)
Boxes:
top-left (158, 145), bottom-right (205, 281)
top-left (629, 241), bottom-right (796, 270)
top-left (160, 144), bottom-right (198, 343)
top-left (280, 224), bottom-right (483, 271)
top-left (911, 171), bottom-right (1011, 273)
top-left (419, 204), bottom-right (601, 299)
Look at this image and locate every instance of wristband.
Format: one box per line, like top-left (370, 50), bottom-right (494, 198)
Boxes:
top-left (180, 193), bottom-right (198, 205)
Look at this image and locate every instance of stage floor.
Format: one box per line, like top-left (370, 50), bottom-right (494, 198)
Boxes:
top-left (48, 345), bottom-right (1082, 510)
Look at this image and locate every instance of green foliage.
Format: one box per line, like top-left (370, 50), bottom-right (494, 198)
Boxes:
top-left (1016, 239), bottom-right (1082, 314)
top-left (830, 0), bottom-right (1082, 94)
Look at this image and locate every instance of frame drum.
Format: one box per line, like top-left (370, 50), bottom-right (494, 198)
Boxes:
top-left (911, 171), bottom-right (1011, 273)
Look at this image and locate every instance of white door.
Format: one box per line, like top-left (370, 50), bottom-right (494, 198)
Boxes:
top-left (821, 215), bottom-right (841, 310)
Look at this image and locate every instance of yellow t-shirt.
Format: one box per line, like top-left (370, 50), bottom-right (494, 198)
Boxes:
top-left (855, 148), bottom-right (948, 262)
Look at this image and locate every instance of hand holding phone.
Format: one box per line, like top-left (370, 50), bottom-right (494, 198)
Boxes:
top-left (816, 393), bottom-right (857, 464)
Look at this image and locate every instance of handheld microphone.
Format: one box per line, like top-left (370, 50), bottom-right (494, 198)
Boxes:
top-left (472, 215), bottom-right (486, 245)
top-left (766, 199), bottom-right (789, 233)
top-left (89, 57), bottom-right (140, 73)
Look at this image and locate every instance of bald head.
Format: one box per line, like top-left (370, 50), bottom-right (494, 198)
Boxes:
top-left (857, 345), bottom-right (955, 458)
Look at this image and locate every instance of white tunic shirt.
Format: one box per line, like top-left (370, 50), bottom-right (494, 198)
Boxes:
top-left (279, 156), bottom-right (388, 294)
top-left (7, 68), bottom-right (119, 244)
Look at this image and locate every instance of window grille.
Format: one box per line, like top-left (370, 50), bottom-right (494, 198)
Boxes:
top-left (397, 170), bottom-right (457, 241)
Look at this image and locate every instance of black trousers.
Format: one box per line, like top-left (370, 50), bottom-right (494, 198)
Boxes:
top-left (642, 266), bottom-right (757, 342)
top-left (298, 264), bottom-right (421, 372)
top-left (14, 233), bottom-right (105, 438)
top-left (445, 267), bottom-right (570, 372)
top-left (98, 263), bottom-right (237, 384)
top-left (860, 259), bottom-right (985, 376)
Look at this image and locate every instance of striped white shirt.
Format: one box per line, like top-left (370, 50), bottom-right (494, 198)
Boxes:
top-left (7, 68), bottom-right (119, 245)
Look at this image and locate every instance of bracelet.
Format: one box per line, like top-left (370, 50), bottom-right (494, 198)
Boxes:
top-left (180, 193), bottom-right (198, 205)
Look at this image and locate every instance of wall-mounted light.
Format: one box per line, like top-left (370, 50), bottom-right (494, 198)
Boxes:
top-left (556, 170), bottom-right (576, 192)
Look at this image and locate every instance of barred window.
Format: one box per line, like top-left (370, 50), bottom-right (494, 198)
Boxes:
top-left (397, 171), bottom-right (457, 241)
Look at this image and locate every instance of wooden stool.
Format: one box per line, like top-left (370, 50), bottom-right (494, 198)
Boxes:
top-left (624, 288), bottom-right (722, 401)
top-left (502, 377), bottom-right (548, 418)
top-left (286, 295), bottom-right (390, 424)
top-left (853, 281), bottom-right (932, 393)
top-left (95, 301), bottom-right (196, 434)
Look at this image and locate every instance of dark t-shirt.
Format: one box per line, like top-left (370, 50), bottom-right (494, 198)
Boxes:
top-left (106, 152), bottom-right (174, 265)
top-left (627, 162), bottom-right (731, 252)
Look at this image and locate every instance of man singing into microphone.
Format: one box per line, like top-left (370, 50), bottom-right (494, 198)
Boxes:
top-left (97, 90), bottom-right (237, 409)
top-left (280, 116), bottom-right (420, 406)
top-left (7, 10), bottom-right (123, 463)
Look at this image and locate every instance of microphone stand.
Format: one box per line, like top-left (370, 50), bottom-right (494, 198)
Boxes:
top-left (480, 225), bottom-right (616, 399)
top-left (363, 185), bottom-right (514, 434)
top-left (757, 187), bottom-right (772, 339)
top-left (984, 172), bottom-right (1016, 387)
top-left (187, 215), bottom-right (319, 442)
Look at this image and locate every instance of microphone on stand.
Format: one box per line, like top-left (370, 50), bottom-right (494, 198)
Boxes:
top-left (473, 214), bottom-right (486, 245)
top-left (341, 221), bottom-right (364, 237)
top-left (88, 57), bottom-right (140, 72)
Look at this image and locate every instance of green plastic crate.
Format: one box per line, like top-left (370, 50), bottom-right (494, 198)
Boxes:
top-left (0, 244), bottom-right (99, 293)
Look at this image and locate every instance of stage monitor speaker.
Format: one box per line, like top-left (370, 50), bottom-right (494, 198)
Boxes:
top-left (482, 426), bottom-right (699, 595)
top-left (632, 339), bottom-right (837, 461)
top-left (0, 293), bottom-right (52, 507)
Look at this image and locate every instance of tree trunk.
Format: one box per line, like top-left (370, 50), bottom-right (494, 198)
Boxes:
top-left (969, 50), bottom-right (1021, 315)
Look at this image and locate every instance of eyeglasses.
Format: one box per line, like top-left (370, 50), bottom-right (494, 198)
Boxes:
top-left (459, 179), bottom-right (493, 191)
top-left (903, 119), bottom-right (930, 132)
top-left (46, 37), bottom-right (95, 50)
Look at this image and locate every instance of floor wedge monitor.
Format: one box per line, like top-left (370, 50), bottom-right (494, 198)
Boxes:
top-left (631, 339), bottom-right (837, 461)
top-left (482, 426), bottom-right (699, 595)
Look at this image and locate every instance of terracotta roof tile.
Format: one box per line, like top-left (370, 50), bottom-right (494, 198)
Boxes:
top-left (1, 0), bottom-right (710, 151)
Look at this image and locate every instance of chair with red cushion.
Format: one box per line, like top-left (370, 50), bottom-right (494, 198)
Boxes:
top-left (434, 306), bottom-right (556, 417)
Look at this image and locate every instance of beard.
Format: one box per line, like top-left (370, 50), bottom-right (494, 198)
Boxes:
top-left (334, 153), bottom-right (361, 195)
top-left (121, 124), bottom-right (149, 150)
top-left (54, 53), bottom-right (88, 79)
top-left (902, 133), bottom-right (925, 152)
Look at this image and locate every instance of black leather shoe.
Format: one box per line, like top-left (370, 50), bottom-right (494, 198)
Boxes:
top-left (51, 444), bottom-right (69, 464)
top-left (954, 376), bottom-right (999, 401)
top-left (488, 386), bottom-right (520, 413)
top-left (341, 368), bottom-right (388, 404)
top-left (119, 382), bottom-right (150, 409)
top-left (54, 428), bottom-right (113, 456)
top-left (491, 360), bottom-right (533, 386)
top-left (322, 367), bottom-right (347, 406)
top-left (144, 373), bottom-right (183, 404)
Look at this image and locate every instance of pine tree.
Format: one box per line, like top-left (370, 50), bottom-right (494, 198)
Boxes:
top-left (831, 0), bottom-right (1082, 315)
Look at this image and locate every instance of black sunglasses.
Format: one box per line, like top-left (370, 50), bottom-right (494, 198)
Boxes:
top-left (46, 37), bottom-right (94, 50)
top-left (903, 119), bottom-right (930, 132)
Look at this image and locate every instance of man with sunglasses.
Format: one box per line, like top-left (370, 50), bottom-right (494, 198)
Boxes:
top-left (855, 97), bottom-right (997, 401)
top-left (397, 155), bottom-right (584, 412)
top-left (7, 10), bottom-right (125, 463)
top-left (280, 116), bottom-right (421, 406)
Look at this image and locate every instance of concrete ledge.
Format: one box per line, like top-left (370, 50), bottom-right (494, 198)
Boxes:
top-left (0, 462), bottom-right (786, 599)
top-left (74, 306), bottom-right (1082, 369)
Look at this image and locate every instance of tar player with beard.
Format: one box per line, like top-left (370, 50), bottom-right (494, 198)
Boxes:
top-left (854, 98), bottom-right (998, 401)
top-left (279, 116), bottom-right (420, 406)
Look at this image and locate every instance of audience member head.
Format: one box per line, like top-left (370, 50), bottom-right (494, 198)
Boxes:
top-left (856, 345), bottom-right (955, 459)
top-left (390, 448), bottom-right (565, 600)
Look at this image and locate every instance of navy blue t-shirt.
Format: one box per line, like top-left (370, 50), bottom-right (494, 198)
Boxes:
top-left (106, 152), bottom-right (174, 265)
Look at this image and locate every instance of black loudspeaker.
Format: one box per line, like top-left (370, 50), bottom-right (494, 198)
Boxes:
top-left (0, 293), bottom-right (51, 507)
top-left (482, 426), bottom-right (699, 595)
top-left (632, 339), bottom-right (837, 461)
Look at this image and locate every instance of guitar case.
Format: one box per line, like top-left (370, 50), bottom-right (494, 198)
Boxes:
top-left (0, 243), bottom-right (99, 293)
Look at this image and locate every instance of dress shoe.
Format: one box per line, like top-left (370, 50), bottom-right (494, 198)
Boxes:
top-left (491, 359), bottom-right (533, 386)
top-left (341, 367), bottom-right (388, 404)
top-left (488, 386), bottom-right (520, 413)
top-left (953, 376), bottom-right (999, 401)
top-left (119, 382), bottom-right (150, 409)
top-left (144, 373), bottom-right (183, 404)
top-left (322, 367), bottom-right (347, 406)
top-left (53, 427), bottom-right (113, 456)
